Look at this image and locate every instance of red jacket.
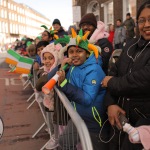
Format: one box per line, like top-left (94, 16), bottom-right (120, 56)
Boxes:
top-left (108, 31), bottom-right (114, 44)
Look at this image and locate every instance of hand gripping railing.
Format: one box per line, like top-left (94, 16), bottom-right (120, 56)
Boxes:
top-left (54, 87), bottom-right (93, 150)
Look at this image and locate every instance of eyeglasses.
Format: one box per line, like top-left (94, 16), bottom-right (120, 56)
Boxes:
top-left (138, 17), bottom-right (150, 24)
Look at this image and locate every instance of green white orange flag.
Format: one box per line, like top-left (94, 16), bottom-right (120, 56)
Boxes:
top-left (5, 49), bottom-right (34, 74)
top-left (5, 49), bottom-right (21, 65)
top-left (15, 56), bottom-right (34, 74)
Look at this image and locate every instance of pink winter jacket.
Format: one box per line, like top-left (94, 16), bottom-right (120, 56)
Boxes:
top-left (130, 126), bottom-right (150, 150)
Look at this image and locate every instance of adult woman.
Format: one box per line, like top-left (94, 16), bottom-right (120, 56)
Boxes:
top-left (102, 1), bottom-right (150, 150)
top-left (41, 30), bottom-right (54, 43)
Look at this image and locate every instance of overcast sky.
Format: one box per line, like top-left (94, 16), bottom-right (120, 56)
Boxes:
top-left (14, 0), bottom-right (73, 30)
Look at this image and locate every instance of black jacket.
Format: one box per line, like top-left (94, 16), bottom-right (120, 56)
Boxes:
top-left (96, 38), bottom-right (113, 75)
top-left (57, 27), bottom-right (68, 38)
top-left (104, 37), bottom-right (150, 125)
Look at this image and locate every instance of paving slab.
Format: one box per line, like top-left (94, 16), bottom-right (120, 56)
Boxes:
top-left (0, 62), bottom-right (49, 150)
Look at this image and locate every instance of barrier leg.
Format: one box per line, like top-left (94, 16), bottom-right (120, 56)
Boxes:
top-left (27, 99), bottom-right (36, 109)
top-left (23, 81), bottom-right (30, 90)
top-left (23, 79), bottom-right (29, 87)
top-left (27, 93), bottom-right (35, 102)
top-left (32, 122), bottom-right (46, 138)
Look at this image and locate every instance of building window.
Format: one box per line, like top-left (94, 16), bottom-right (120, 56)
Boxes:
top-left (5, 10), bottom-right (7, 18)
top-left (11, 4), bottom-right (13, 10)
top-left (2, 22), bottom-right (5, 32)
top-left (14, 5), bottom-right (16, 11)
top-left (1, 9), bottom-right (4, 18)
top-left (17, 7), bottom-right (19, 12)
top-left (16, 24), bottom-right (18, 34)
top-left (5, 23), bottom-right (8, 33)
top-left (10, 23), bottom-right (12, 33)
top-left (3, 0), bottom-right (6, 7)
top-left (87, 1), bottom-right (100, 20)
top-left (8, 3), bottom-right (10, 8)
top-left (123, 0), bottom-right (136, 21)
top-left (12, 13), bottom-right (14, 20)
top-left (107, 2), bottom-right (113, 24)
top-left (103, 1), bottom-right (113, 26)
top-left (0, 22), bottom-right (1, 32)
top-left (9, 12), bottom-right (11, 20)
top-left (18, 16), bottom-right (20, 22)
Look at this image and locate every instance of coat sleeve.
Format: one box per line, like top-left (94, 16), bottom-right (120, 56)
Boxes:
top-left (104, 90), bottom-right (119, 108)
top-left (59, 68), bottom-right (105, 106)
top-left (108, 59), bottom-right (150, 96)
top-left (121, 27), bottom-right (126, 43)
top-left (36, 65), bottom-right (60, 91)
top-left (36, 74), bottom-right (48, 91)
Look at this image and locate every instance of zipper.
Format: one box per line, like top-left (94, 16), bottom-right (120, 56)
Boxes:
top-left (134, 108), bottom-right (147, 119)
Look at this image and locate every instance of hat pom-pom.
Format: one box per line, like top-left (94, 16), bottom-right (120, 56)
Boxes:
top-left (55, 44), bottom-right (62, 51)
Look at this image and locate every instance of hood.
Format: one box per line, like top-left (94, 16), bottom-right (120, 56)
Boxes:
top-left (89, 21), bottom-right (109, 44)
top-left (41, 43), bottom-right (63, 72)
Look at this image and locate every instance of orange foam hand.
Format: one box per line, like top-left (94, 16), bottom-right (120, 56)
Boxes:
top-left (42, 74), bottom-right (59, 94)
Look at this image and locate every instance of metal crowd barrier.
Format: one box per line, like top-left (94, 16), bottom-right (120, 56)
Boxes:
top-left (22, 68), bottom-right (93, 150)
top-left (53, 87), bottom-right (93, 150)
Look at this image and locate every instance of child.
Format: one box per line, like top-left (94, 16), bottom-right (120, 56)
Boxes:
top-left (35, 43), bottom-right (65, 150)
top-left (26, 44), bottom-right (37, 59)
top-left (33, 41), bottom-right (49, 71)
top-left (55, 29), bottom-right (108, 150)
top-left (38, 43), bottom-right (63, 109)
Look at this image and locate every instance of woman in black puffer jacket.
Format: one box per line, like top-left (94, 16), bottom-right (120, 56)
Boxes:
top-left (102, 1), bottom-right (150, 150)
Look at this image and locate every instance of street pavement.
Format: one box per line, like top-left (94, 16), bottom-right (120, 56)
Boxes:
top-left (0, 53), bottom-right (49, 150)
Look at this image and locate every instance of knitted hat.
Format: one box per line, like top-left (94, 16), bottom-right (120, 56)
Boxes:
top-left (54, 28), bottom-right (100, 61)
top-left (79, 13), bottom-right (97, 28)
top-left (54, 29), bottom-right (89, 51)
top-left (52, 19), bottom-right (61, 26)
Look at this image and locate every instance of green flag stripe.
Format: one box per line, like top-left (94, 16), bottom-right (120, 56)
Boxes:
top-left (19, 57), bottom-right (34, 64)
top-left (7, 50), bottom-right (21, 60)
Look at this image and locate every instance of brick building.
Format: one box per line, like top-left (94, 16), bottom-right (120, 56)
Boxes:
top-left (0, 0), bottom-right (50, 47)
top-left (73, 0), bottom-right (146, 28)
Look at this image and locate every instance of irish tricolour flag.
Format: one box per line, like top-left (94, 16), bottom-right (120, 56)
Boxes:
top-left (5, 49), bottom-right (21, 65)
top-left (5, 50), bottom-right (34, 74)
top-left (15, 56), bottom-right (34, 74)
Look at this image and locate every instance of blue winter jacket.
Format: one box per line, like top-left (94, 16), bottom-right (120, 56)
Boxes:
top-left (34, 55), bottom-right (41, 66)
top-left (60, 53), bottom-right (106, 133)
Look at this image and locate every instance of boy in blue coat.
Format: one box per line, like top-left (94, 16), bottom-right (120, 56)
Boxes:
top-left (55, 29), bottom-right (108, 150)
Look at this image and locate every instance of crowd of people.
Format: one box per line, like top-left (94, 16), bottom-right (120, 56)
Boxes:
top-left (8, 1), bottom-right (150, 150)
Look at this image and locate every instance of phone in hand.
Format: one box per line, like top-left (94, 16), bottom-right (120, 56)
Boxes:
top-left (116, 113), bottom-right (128, 130)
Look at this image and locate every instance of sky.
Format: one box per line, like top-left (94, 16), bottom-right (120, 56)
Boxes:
top-left (14, 0), bottom-right (73, 30)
